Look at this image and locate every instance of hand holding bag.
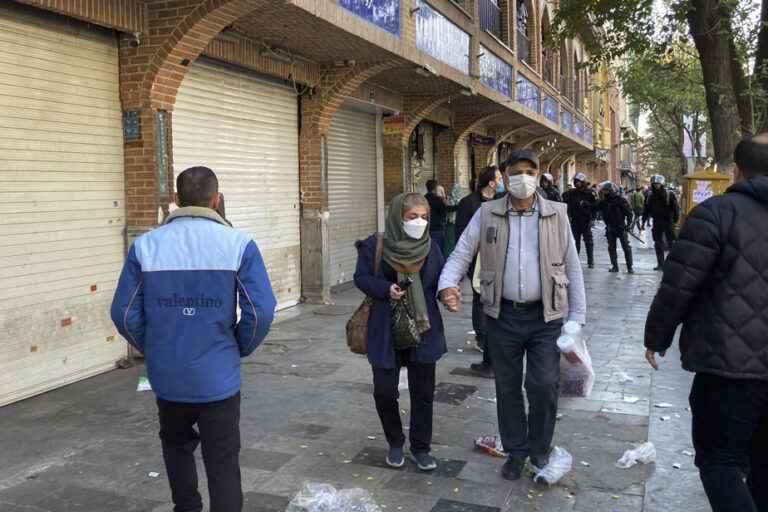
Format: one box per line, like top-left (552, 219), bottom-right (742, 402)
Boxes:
top-left (346, 234), bottom-right (384, 355)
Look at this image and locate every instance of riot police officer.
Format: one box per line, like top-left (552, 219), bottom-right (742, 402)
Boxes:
top-left (540, 172), bottom-right (562, 202)
top-left (642, 175), bottom-right (680, 270)
top-left (563, 172), bottom-right (597, 268)
top-left (595, 181), bottom-right (634, 274)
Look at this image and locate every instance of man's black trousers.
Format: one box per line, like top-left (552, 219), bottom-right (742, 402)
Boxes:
top-left (157, 393), bottom-right (242, 512)
top-left (571, 221), bottom-right (594, 266)
top-left (651, 221), bottom-right (676, 266)
top-left (690, 373), bottom-right (768, 512)
top-left (607, 229), bottom-right (633, 270)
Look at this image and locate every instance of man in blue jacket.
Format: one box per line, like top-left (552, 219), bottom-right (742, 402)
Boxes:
top-left (111, 166), bottom-right (276, 512)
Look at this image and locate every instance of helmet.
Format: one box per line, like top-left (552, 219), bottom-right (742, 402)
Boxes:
top-left (651, 175), bottom-right (666, 185)
top-left (600, 181), bottom-right (618, 194)
top-left (573, 172), bottom-right (587, 183)
top-left (542, 173), bottom-right (554, 183)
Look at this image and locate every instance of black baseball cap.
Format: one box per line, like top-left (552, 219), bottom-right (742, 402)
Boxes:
top-left (503, 149), bottom-right (540, 170)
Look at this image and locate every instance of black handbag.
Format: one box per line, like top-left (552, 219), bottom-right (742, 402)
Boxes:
top-left (391, 294), bottom-right (421, 351)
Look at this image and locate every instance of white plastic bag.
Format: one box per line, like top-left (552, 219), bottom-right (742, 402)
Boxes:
top-left (533, 446), bottom-right (573, 486)
top-left (557, 322), bottom-right (595, 397)
top-left (615, 442), bottom-right (657, 469)
top-left (286, 483), bottom-right (382, 512)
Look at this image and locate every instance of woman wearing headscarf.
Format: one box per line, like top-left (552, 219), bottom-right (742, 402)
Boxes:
top-left (353, 192), bottom-right (447, 471)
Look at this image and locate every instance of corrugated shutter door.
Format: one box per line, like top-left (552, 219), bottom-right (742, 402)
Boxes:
top-left (0, 6), bottom-right (126, 406)
top-left (172, 59), bottom-right (301, 309)
top-left (328, 105), bottom-right (378, 286)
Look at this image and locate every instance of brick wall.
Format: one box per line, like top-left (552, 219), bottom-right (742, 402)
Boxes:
top-left (435, 127), bottom-right (456, 189)
top-left (14, 0), bottom-right (146, 33)
top-left (383, 134), bottom-right (405, 203)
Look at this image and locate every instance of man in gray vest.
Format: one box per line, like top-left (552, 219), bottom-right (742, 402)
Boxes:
top-left (438, 149), bottom-right (586, 481)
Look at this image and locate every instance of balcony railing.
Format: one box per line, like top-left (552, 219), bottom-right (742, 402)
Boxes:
top-left (479, 0), bottom-right (502, 39)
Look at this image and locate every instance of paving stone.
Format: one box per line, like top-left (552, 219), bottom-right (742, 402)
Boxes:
top-left (351, 446), bottom-right (467, 478)
top-left (242, 492), bottom-right (291, 512)
top-left (431, 498), bottom-right (501, 512)
top-left (434, 383), bottom-right (479, 406)
top-left (34, 485), bottom-right (162, 512)
top-left (240, 449), bottom-right (295, 471)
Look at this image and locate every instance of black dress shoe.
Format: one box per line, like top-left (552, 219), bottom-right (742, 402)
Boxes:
top-left (501, 456), bottom-right (525, 481)
top-left (469, 363), bottom-right (494, 379)
top-left (609, 266), bottom-right (619, 273)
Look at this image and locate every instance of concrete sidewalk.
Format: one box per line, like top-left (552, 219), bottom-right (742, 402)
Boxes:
top-left (0, 228), bottom-right (708, 512)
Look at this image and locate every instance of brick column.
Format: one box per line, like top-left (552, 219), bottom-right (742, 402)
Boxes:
top-left (383, 134), bottom-right (407, 203)
top-left (435, 127), bottom-right (457, 190)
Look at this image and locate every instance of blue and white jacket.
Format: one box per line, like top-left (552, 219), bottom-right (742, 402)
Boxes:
top-left (111, 207), bottom-right (277, 403)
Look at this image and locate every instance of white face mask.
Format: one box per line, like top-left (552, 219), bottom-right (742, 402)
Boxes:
top-left (403, 218), bottom-right (428, 239)
top-left (507, 174), bottom-right (538, 199)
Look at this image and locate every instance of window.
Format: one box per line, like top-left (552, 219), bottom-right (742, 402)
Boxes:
top-left (517, 0), bottom-right (530, 64)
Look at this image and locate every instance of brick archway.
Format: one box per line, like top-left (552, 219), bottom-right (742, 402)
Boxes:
top-left (485, 125), bottom-right (534, 165)
top-left (136, 0), bottom-right (267, 111)
top-left (400, 94), bottom-right (454, 146)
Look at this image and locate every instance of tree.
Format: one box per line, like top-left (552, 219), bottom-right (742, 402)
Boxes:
top-left (553, 0), bottom-right (768, 168)
top-left (619, 43), bottom-right (709, 179)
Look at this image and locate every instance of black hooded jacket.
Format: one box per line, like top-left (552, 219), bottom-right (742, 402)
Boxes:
top-left (595, 193), bottom-right (633, 233)
top-left (644, 176), bottom-right (768, 380)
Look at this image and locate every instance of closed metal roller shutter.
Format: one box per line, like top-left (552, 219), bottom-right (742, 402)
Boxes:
top-left (172, 59), bottom-right (301, 309)
top-left (0, 6), bottom-right (126, 406)
top-left (328, 105), bottom-right (378, 286)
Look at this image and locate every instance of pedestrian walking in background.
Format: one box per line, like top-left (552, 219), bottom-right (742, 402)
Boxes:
top-left (563, 173), bottom-right (597, 268)
top-left (642, 175), bottom-right (680, 270)
top-left (111, 167), bottom-right (277, 512)
top-left (353, 192), bottom-right (447, 472)
top-left (439, 149), bottom-right (586, 481)
top-left (644, 135), bottom-right (768, 512)
top-left (424, 179), bottom-right (457, 256)
top-left (595, 181), bottom-right (634, 274)
top-left (630, 186), bottom-right (646, 233)
top-left (455, 166), bottom-right (505, 379)
top-left (539, 172), bottom-right (562, 202)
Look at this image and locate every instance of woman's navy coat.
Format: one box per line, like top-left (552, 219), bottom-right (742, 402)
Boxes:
top-left (353, 235), bottom-right (447, 369)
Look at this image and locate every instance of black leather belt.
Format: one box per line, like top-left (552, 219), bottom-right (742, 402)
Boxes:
top-left (501, 299), bottom-right (543, 310)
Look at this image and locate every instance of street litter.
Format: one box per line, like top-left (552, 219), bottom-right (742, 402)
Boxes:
top-left (457, 348), bottom-right (464, 353)
top-left (557, 322), bottom-right (595, 397)
top-left (475, 434), bottom-right (507, 457)
top-left (366, 436), bottom-right (377, 440)
top-left (137, 376), bottom-right (152, 392)
top-left (579, 461), bottom-right (591, 467)
top-left (660, 416), bottom-right (671, 421)
top-left (148, 472), bottom-right (160, 478)
top-left (475, 396), bottom-right (497, 403)
top-left (286, 483), bottom-right (382, 512)
top-left (623, 396), bottom-right (640, 404)
top-left (654, 402), bottom-right (674, 408)
top-left (467, 330), bottom-right (476, 335)
top-left (615, 442), bottom-right (657, 469)
top-left (291, 364), bottom-right (299, 368)
top-left (616, 370), bottom-right (634, 383)
top-left (556, 413), bottom-right (564, 420)
top-left (533, 446), bottom-right (573, 485)
top-left (682, 450), bottom-right (694, 457)
top-left (672, 463), bottom-right (682, 469)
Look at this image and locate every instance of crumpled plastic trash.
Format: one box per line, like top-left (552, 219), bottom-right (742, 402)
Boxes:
top-left (533, 446), bottom-right (573, 485)
top-left (398, 368), bottom-right (408, 391)
top-left (286, 483), bottom-right (381, 512)
top-left (474, 434), bottom-right (507, 458)
top-left (615, 442), bottom-right (657, 469)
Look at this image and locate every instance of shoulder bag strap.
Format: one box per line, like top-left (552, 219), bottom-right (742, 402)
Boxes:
top-left (373, 233), bottom-right (384, 277)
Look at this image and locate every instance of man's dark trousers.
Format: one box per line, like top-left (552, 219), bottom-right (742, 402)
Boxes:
top-left (157, 393), bottom-right (243, 512)
top-left (571, 221), bottom-right (594, 266)
top-left (607, 229), bottom-right (633, 269)
top-left (487, 301), bottom-right (562, 460)
top-left (689, 373), bottom-right (768, 512)
top-left (651, 221), bottom-right (676, 265)
top-left (472, 290), bottom-right (491, 367)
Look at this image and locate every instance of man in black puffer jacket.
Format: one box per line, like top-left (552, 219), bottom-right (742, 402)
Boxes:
top-left (644, 135), bottom-right (768, 512)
